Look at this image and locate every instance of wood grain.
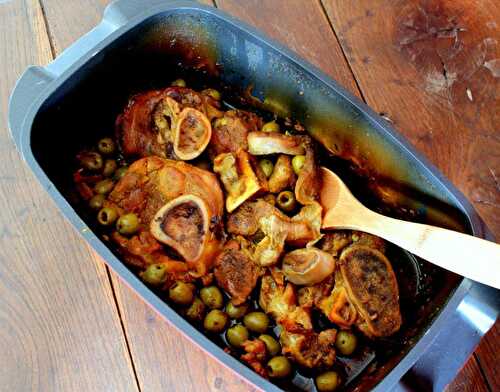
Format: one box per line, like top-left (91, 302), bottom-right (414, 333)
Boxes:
top-left (445, 356), bottom-right (489, 392)
top-left (321, 0), bottom-right (500, 238)
top-left (0, 1), bottom-right (138, 391)
top-left (475, 321), bottom-right (500, 389)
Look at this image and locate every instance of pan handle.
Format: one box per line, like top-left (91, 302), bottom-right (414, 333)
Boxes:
top-left (8, 66), bottom-right (55, 149)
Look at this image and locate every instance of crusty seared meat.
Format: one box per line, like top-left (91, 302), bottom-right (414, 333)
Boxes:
top-left (214, 243), bottom-right (261, 305)
top-left (321, 230), bottom-right (386, 257)
top-left (339, 245), bottom-right (402, 338)
top-left (108, 156), bottom-right (224, 275)
top-left (209, 110), bottom-right (262, 158)
top-left (116, 87), bottom-right (221, 159)
top-left (281, 329), bottom-right (337, 368)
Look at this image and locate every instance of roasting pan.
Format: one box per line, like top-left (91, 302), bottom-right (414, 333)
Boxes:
top-left (8, 0), bottom-right (499, 391)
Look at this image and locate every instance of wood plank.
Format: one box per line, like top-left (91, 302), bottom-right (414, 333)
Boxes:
top-left (321, 0), bottom-right (500, 238)
top-left (0, 1), bottom-right (138, 391)
top-left (445, 355), bottom-right (489, 392)
top-left (39, 0), bottom-right (255, 390)
top-left (215, 0), bottom-right (360, 96)
top-left (475, 320), bottom-right (500, 390)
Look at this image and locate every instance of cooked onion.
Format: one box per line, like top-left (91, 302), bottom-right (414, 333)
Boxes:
top-left (247, 131), bottom-right (305, 155)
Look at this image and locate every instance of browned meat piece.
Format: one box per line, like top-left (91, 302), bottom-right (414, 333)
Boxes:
top-left (281, 329), bottom-right (337, 368)
top-left (214, 245), bottom-right (261, 305)
top-left (241, 339), bottom-right (268, 378)
top-left (295, 137), bottom-right (321, 205)
top-left (108, 156), bottom-right (224, 276)
top-left (268, 155), bottom-right (296, 193)
top-left (339, 245), bottom-right (401, 338)
top-left (116, 87), bottom-right (221, 159)
top-left (297, 275), bottom-right (335, 308)
top-left (209, 110), bottom-right (262, 158)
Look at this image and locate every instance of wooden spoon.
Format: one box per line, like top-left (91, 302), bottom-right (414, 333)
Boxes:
top-left (320, 167), bottom-right (500, 289)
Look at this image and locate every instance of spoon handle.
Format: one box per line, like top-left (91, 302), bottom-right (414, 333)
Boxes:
top-left (351, 210), bottom-right (500, 289)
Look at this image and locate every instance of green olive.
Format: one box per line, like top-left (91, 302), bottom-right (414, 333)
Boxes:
top-left (185, 297), bottom-right (206, 322)
top-left (335, 330), bottom-right (357, 356)
top-left (316, 371), bottom-right (340, 391)
top-left (259, 159), bottom-right (274, 178)
top-left (116, 213), bottom-right (140, 236)
top-left (88, 194), bottom-right (106, 211)
top-left (225, 302), bottom-right (248, 319)
top-left (94, 179), bottom-right (115, 195)
top-left (203, 309), bottom-right (229, 333)
top-left (276, 190), bottom-right (297, 213)
top-left (262, 121), bottom-right (280, 133)
top-left (200, 286), bottom-right (224, 309)
top-left (243, 312), bottom-right (269, 333)
top-left (141, 263), bottom-right (168, 286)
top-left (203, 88), bottom-right (221, 100)
top-left (267, 356), bottom-right (292, 378)
top-left (169, 281), bottom-right (195, 305)
top-left (79, 152), bottom-right (103, 171)
top-left (292, 155), bottom-right (306, 175)
top-left (226, 324), bottom-right (249, 348)
top-left (97, 137), bottom-right (115, 155)
top-left (259, 334), bottom-right (281, 357)
top-left (97, 207), bottom-right (118, 226)
top-left (171, 78), bottom-right (186, 87)
top-left (114, 166), bottom-right (128, 181)
top-left (102, 159), bottom-right (118, 177)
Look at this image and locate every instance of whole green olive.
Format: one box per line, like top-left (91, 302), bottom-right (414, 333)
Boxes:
top-left (259, 159), bottom-right (274, 178)
top-left (114, 166), bottom-right (128, 181)
top-left (292, 155), bottom-right (306, 175)
top-left (200, 286), bottom-right (224, 309)
top-left (226, 324), bottom-right (249, 348)
top-left (316, 371), bottom-right (340, 391)
top-left (97, 137), bottom-right (115, 155)
top-left (88, 194), bottom-right (106, 211)
top-left (243, 312), bottom-right (269, 333)
top-left (185, 297), bottom-right (206, 322)
top-left (171, 78), bottom-right (186, 87)
top-left (276, 190), bottom-right (297, 213)
top-left (102, 159), bottom-right (118, 177)
top-left (116, 213), bottom-right (140, 236)
top-left (267, 356), bottom-right (292, 378)
top-left (259, 334), bottom-right (281, 357)
top-left (335, 330), bottom-right (357, 356)
top-left (79, 152), bottom-right (103, 171)
top-left (141, 263), bottom-right (168, 286)
top-left (94, 179), bottom-right (115, 195)
top-left (169, 281), bottom-right (195, 305)
top-left (262, 121), bottom-right (280, 133)
top-left (225, 302), bottom-right (248, 319)
top-left (203, 309), bottom-right (229, 333)
top-left (203, 88), bottom-right (221, 100)
top-left (97, 207), bottom-right (118, 226)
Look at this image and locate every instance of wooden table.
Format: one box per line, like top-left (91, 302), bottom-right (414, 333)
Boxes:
top-left (0, 0), bottom-right (498, 391)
